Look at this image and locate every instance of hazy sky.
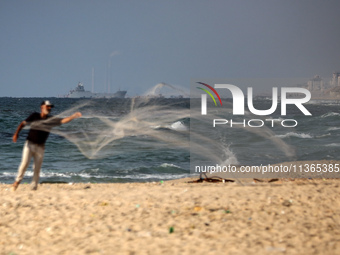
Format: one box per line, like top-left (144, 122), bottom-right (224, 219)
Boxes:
top-left (0, 0), bottom-right (339, 97)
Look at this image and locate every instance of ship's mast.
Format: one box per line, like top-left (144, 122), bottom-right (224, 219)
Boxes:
top-left (108, 58), bottom-right (111, 93)
top-left (92, 67), bottom-right (95, 93)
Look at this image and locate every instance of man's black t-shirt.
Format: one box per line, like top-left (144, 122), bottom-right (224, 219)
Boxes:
top-left (25, 112), bottom-right (62, 145)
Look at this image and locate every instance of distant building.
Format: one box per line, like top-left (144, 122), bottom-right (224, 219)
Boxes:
top-left (307, 75), bottom-right (324, 91)
top-left (331, 72), bottom-right (340, 87)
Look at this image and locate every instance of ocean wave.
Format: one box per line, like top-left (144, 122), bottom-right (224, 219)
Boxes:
top-left (307, 100), bottom-right (340, 105)
top-left (320, 112), bottom-right (340, 118)
top-left (325, 143), bottom-right (340, 147)
top-left (79, 116), bottom-right (120, 120)
top-left (0, 169), bottom-right (190, 182)
top-left (265, 117), bottom-right (285, 122)
top-left (118, 173), bottom-right (191, 180)
top-left (0, 174), bottom-right (191, 184)
top-left (170, 121), bottom-right (188, 131)
top-left (316, 133), bottom-right (331, 138)
top-left (160, 163), bottom-right (181, 168)
top-left (0, 171), bottom-right (110, 179)
top-left (151, 121), bottom-right (188, 131)
top-left (276, 132), bottom-right (313, 139)
top-left (327, 127), bottom-right (340, 131)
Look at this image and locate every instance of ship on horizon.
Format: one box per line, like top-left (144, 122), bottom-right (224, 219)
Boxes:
top-left (64, 82), bottom-right (127, 98)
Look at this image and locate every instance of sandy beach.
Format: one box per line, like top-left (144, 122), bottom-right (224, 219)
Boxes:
top-left (1, 164), bottom-right (340, 255)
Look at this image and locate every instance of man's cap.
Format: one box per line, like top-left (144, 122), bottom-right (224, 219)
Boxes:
top-left (41, 100), bottom-right (54, 108)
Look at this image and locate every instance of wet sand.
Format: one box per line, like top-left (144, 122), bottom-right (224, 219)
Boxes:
top-left (1, 165), bottom-right (340, 254)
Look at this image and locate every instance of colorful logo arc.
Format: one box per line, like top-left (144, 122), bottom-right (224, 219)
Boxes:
top-left (196, 82), bottom-right (222, 106)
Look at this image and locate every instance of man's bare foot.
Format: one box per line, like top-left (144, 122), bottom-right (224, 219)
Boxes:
top-left (12, 181), bottom-right (20, 191)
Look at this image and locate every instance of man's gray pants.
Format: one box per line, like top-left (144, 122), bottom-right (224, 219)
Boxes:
top-left (15, 140), bottom-right (45, 189)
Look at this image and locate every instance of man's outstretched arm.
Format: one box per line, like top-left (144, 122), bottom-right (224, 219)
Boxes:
top-left (12, 121), bottom-right (27, 143)
top-left (61, 112), bottom-right (82, 124)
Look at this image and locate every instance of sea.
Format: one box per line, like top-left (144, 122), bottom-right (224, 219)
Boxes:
top-left (1, 97), bottom-right (340, 184)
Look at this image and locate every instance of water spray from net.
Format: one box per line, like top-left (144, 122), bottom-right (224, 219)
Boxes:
top-left (29, 83), bottom-right (296, 172)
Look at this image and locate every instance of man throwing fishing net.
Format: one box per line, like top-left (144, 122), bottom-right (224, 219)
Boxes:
top-left (12, 100), bottom-right (82, 191)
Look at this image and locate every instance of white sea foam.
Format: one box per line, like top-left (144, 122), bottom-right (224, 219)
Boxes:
top-left (160, 163), bottom-right (181, 168)
top-left (276, 132), bottom-right (313, 139)
top-left (170, 121), bottom-right (188, 131)
top-left (316, 133), bottom-right (331, 138)
top-left (321, 112), bottom-right (340, 118)
top-left (151, 121), bottom-right (188, 131)
top-left (0, 170), bottom-right (190, 181)
top-left (325, 143), bottom-right (340, 147)
top-left (265, 117), bottom-right (285, 122)
top-left (220, 145), bottom-right (239, 165)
